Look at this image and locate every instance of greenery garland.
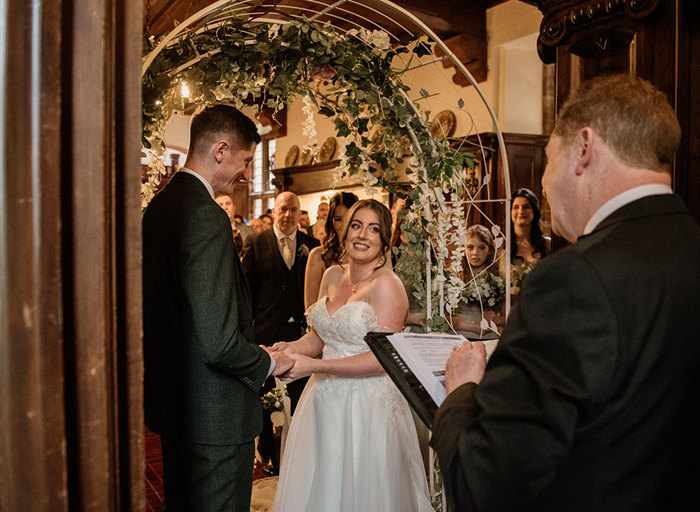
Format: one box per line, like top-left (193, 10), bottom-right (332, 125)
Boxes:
top-left (142, 15), bottom-right (490, 331)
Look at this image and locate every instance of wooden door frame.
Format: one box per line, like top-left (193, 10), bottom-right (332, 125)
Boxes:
top-left (0, 1), bottom-right (144, 510)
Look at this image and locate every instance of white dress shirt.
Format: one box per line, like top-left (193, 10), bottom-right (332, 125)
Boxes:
top-left (583, 184), bottom-right (673, 235)
top-left (273, 224), bottom-right (298, 267)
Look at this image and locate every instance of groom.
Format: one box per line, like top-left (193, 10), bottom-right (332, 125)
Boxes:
top-left (143, 105), bottom-right (293, 511)
top-left (432, 75), bottom-right (700, 511)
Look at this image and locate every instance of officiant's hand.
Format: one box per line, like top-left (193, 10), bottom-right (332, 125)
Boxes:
top-left (270, 350), bottom-right (295, 376)
top-left (280, 353), bottom-right (315, 381)
top-left (445, 341), bottom-right (487, 395)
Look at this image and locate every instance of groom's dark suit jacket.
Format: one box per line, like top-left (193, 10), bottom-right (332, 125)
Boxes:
top-left (142, 172), bottom-right (271, 445)
top-left (432, 194), bottom-right (700, 511)
top-left (241, 228), bottom-right (319, 346)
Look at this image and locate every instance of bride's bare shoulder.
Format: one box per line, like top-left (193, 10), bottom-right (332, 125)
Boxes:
top-left (370, 268), bottom-right (406, 297)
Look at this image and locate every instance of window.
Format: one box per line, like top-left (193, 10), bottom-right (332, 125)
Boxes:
top-left (249, 137), bottom-right (276, 218)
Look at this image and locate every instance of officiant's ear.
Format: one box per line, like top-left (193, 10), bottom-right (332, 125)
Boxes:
top-left (575, 127), bottom-right (595, 174)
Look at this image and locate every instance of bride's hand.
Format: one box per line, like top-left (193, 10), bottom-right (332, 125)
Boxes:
top-left (281, 353), bottom-right (316, 381)
top-left (271, 341), bottom-right (297, 354)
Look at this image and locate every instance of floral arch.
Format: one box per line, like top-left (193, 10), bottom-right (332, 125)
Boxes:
top-left (141, 0), bottom-right (513, 336)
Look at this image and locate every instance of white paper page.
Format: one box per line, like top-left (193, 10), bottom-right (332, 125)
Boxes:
top-left (387, 333), bottom-right (466, 407)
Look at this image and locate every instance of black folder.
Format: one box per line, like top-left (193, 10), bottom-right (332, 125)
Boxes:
top-left (365, 332), bottom-right (438, 429)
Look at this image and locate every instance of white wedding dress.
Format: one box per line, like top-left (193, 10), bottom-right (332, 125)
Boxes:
top-left (272, 297), bottom-right (433, 512)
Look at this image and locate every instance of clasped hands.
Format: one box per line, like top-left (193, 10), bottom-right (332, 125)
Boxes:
top-left (263, 342), bottom-right (315, 382)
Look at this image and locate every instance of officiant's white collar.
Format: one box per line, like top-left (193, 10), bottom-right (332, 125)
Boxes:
top-left (583, 184), bottom-right (673, 235)
top-left (179, 168), bottom-right (215, 200)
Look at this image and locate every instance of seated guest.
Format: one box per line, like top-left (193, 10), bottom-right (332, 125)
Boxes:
top-left (304, 192), bottom-right (358, 308)
top-left (312, 201), bottom-right (329, 241)
top-left (431, 74), bottom-right (700, 512)
top-left (450, 225), bottom-right (504, 353)
top-left (249, 217), bottom-right (264, 233)
top-left (259, 213), bottom-right (273, 231)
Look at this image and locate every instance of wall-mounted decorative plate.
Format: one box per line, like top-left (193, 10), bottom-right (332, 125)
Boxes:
top-left (285, 145), bottom-right (299, 167)
top-left (429, 110), bottom-right (456, 139)
top-left (319, 137), bottom-right (337, 161)
top-left (300, 148), bottom-right (314, 165)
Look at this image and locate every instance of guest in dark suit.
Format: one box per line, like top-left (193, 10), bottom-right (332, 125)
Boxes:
top-left (431, 75), bottom-right (700, 511)
top-left (142, 105), bottom-right (292, 511)
top-left (241, 191), bottom-right (320, 475)
top-left (298, 209), bottom-right (314, 236)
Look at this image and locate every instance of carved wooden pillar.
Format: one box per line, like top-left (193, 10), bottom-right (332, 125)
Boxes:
top-left (536, 0), bottom-right (700, 237)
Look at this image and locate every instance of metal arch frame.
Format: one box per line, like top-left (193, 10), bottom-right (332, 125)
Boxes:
top-left (141, 0), bottom-right (513, 316)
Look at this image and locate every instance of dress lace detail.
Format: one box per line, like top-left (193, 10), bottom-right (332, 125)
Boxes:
top-left (274, 297), bottom-right (433, 512)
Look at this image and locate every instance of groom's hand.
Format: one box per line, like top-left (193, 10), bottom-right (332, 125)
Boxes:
top-left (270, 350), bottom-right (294, 376)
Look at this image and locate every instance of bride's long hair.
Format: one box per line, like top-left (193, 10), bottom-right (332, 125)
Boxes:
top-left (338, 199), bottom-right (393, 269)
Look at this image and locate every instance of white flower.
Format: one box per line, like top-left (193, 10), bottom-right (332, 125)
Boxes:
top-left (367, 30), bottom-right (390, 51)
top-left (297, 244), bottom-right (310, 257)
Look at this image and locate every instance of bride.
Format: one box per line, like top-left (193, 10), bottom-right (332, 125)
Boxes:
top-left (270, 199), bottom-right (433, 512)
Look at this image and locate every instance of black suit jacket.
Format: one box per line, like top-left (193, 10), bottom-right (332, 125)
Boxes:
top-left (241, 228), bottom-right (319, 346)
top-left (142, 172), bottom-right (271, 445)
top-left (432, 194), bottom-right (700, 511)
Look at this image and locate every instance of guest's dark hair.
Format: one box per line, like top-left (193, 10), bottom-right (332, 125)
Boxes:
top-left (340, 199), bottom-right (392, 268)
top-left (321, 192), bottom-right (358, 267)
top-left (510, 188), bottom-right (548, 262)
top-left (188, 105), bottom-right (261, 157)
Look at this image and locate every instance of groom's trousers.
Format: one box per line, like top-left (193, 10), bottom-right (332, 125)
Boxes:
top-left (161, 435), bottom-right (255, 512)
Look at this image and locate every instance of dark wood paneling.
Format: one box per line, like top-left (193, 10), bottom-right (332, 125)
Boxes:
top-left (0, 2), bottom-right (68, 511)
top-left (64, 0), bottom-right (144, 509)
top-left (1, 0), bottom-right (143, 510)
top-left (115, 1), bottom-right (146, 510)
top-left (541, 0), bottom-right (700, 243)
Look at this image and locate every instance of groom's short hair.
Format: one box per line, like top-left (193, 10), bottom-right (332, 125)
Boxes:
top-left (188, 104), bottom-right (261, 157)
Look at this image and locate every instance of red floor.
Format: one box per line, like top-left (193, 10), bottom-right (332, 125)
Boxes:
top-left (145, 427), bottom-right (265, 511)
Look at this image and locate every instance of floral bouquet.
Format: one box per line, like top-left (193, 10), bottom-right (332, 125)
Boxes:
top-left (511, 261), bottom-right (536, 295)
top-left (463, 272), bottom-right (505, 307)
top-left (261, 387), bottom-right (284, 412)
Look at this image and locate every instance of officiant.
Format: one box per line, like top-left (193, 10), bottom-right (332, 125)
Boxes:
top-left (241, 191), bottom-right (319, 476)
top-left (431, 74), bottom-right (700, 511)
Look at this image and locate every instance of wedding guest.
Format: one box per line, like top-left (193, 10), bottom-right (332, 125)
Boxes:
top-left (215, 191), bottom-right (253, 243)
top-left (142, 104), bottom-right (292, 511)
top-left (241, 191), bottom-right (319, 476)
top-left (250, 217), bottom-right (264, 233)
top-left (259, 213), bottom-right (273, 231)
top-left (508, 187), bottom-right (548, 295)
top-left (451, 224), bottom-right (504, 351)
top-left (432, 75), bottom-right (700, 511)
top-left (304, 191), bottom-right (358, 308)
top-left (298, 209), bottom-right (313, 236)
top-left (271, 199), bottom-right (432, 512)
top-left (312, 200), bottom-right (329, 241)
